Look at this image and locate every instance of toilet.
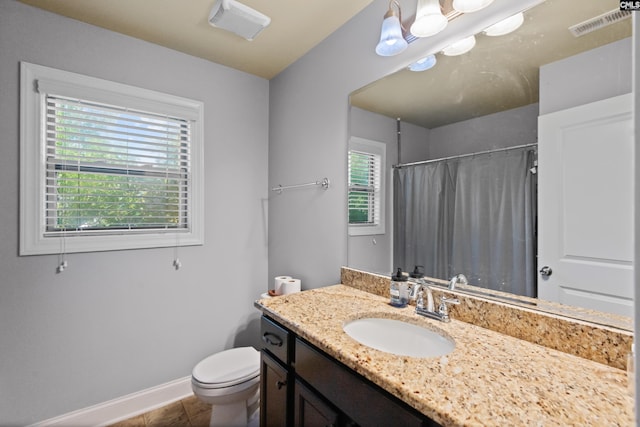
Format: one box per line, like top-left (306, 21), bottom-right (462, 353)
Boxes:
top-left (191, 346), bottom-right (261, 427)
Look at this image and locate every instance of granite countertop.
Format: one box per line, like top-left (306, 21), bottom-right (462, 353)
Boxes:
top-left (255, 285), bottom-right (634, 426)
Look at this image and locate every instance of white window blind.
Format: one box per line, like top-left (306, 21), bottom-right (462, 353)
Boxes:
top-left (44, 94), bottom-right (190, 235)
top-left (348, 137), bottom-right (385, 236)
top-left (20, 62), bottom-right (204, 255)
top-left (348, 150), bottom-right (380, 225)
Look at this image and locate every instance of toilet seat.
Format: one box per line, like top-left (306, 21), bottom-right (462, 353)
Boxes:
top-left (192, 347), bottom-right (260, 389)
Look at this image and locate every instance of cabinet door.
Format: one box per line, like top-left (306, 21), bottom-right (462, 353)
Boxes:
top-left (261, 350), bottom-right (290, 427)
top-left (294, 380), bottom-right (340, 427)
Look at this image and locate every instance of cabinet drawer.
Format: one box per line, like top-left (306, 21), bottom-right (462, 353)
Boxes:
top-left (260, 316), bottom-right (291, 364)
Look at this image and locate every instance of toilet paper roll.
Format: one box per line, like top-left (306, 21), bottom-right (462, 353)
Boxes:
top-left (274, 276), bottom-right (291, 295)
top-left (280, 278), bottom-right (301, 295)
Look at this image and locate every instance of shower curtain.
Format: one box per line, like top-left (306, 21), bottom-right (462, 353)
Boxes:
top-left (393, 146), bottom-right (537, 297)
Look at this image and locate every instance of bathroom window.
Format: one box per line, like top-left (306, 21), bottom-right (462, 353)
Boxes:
top-left (20, 62), bottom-right (204, 255)
top-left (348, 137), bottom-right (385, 236)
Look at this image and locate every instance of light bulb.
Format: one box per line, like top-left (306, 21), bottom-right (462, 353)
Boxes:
top-left (442, 35), bottom-right (476, 56)
top-left (409, 55), bottom-right (437, 71)
top-left (452, 0), bottom-right (494, 13)
top-left (484, 12), bottom-right (524, 37)
top-left (410, 0), bottom-right (448, 38)
top-left (376, 14), bottom-right (408, 56)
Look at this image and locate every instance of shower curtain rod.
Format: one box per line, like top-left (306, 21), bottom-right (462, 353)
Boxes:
top-left (393, 143), bottom-right (538, 169)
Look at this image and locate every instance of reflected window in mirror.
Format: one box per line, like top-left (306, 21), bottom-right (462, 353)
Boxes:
top-left (348, 137), bottom-right (386, 236)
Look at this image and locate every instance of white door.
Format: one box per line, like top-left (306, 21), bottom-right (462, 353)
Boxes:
top-left (538, 93), bottom-right (634, 317)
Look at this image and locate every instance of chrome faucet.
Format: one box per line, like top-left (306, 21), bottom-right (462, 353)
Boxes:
top-left (448, 273), bottom-right (468, 290)
top-left (412, 284), bottom-right (459, 323)
top-left (411, 283), bottom-right (434, 312)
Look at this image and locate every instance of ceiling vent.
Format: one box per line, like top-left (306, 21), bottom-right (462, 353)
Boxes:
top-left (208, 0), bottom-right (271, 41)
top-left (569, 8), bottom-right (631, 37)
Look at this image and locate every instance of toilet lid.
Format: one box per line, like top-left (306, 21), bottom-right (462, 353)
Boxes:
top-left (192, 347), bottom-right (260, 387)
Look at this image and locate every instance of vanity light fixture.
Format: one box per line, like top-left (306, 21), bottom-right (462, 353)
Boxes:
top-left (483, 12), bottom-right (524, 36)
top-left (452, 0), bottom-right (494, 13)
top-left (375, 0), bottom-right (408, 56)
top-left (410, 0), bottom-right (448, 38)
top-left (409, 54), bottom-right (437, 71)
top-left (442, 34), bottom-right (476, 56)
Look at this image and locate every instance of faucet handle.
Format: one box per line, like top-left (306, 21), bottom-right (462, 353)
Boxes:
top-left (438, 296), bottom-right (460, 320)
top-left (441, 296), bottom-right (459, 305)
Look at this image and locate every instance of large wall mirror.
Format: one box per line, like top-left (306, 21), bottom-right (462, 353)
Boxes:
top-left (348, 0), bottom-right (633, 329)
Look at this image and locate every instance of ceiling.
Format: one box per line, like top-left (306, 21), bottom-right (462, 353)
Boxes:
top-left (350, 0), bottom-right (632, 129)
top-left (18, 0), bottom-right (374, 79)
top-left (18, 0), bottom-right (632, 128)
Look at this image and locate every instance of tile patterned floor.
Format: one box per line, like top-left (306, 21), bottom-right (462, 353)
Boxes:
top-left (108, 395), bottom-right (211, 427)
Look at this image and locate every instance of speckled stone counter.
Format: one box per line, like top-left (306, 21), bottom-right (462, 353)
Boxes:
top-left (341, 267), bottom-right (634, 370)
top-left (255, 285), bottom-right (634, 426)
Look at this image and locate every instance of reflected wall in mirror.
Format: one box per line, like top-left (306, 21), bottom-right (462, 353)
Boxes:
top-left (347, 0), bottom-right (633, 326)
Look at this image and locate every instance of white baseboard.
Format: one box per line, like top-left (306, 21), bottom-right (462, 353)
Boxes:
top-left (31, 376), bottom-right (193, 427)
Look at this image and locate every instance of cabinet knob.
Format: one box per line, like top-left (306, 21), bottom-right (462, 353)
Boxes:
top-left (276, 380), bottom-right (287, 390)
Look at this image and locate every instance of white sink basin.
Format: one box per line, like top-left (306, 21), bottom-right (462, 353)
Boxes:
top-left (343, 317), bottom-right (455, 358)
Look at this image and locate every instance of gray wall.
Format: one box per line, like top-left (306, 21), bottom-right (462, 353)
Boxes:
top-left (0, 1), bottom-right (269, 424)
top-left (540, 38), bottom-right (632, 115)
top-left (428, 103), bottom-right (539, 159)
top-left (348, 107), bottom-right (429, 274)
top-left (268, 0), bottom-right (540, 289)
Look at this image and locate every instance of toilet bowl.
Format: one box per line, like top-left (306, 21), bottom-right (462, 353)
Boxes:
top-left (191, 346), bottom-right (261, 427)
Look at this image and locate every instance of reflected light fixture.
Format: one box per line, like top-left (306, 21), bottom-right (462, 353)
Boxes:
top-left (452, 0), bottom-right (494, 13)
top-left (409, 54), bottom-right (437, 71)
top-left (483, 12), bottom-right (524, 36)
top-left (442, 34), bottom-right (476, 56)
top-left (410, 0), bottom-right (448, 38)
top-left (376, 0), bottom-right (408, 56)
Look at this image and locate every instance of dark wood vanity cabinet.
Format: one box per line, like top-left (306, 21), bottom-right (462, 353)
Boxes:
top-left (260, 351), bottom-right (290, 427)
top-left (260, 316), bottom-right (293, 427)
top-left (260, 315), bottom-right (440, 427)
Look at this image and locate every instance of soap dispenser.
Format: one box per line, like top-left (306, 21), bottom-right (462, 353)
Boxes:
top-left (409, 265), bottom-right (425, 303)
top-left (390, 268), bottom-right (408, 307)
top-left (410, 265), bottom-right (425, 281)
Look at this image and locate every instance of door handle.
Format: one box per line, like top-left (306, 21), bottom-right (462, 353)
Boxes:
top-left (539, 266), bottom-right (552, 277)
top-left (276, 380), bottom-right (287, 390)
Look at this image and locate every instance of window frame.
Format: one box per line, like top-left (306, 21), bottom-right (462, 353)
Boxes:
top-left (20, 62), bottom-right (204, 255)
top-left (348, 137), bottom-right (386, 236)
